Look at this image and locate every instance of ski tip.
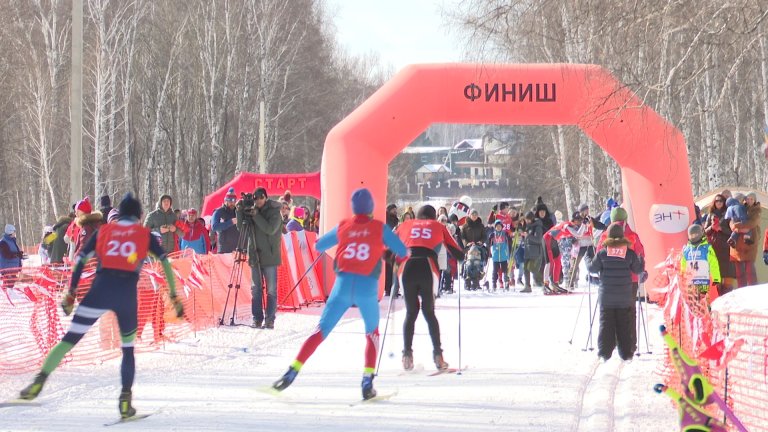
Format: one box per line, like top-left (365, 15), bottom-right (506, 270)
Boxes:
top-left (653, 383), bottom-right (666, 394)
top-left (104, 413), bottom-right (153, 426)
top-left (0, 399), bottom-right (42, 408)
top-left (257, 386), bottom-right (283, 397)
top-left (659, 324), bottom-right (667, 333)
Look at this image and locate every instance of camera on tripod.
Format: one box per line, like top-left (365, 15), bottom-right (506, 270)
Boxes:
top-left (238, 192), bottom-right (256, 215)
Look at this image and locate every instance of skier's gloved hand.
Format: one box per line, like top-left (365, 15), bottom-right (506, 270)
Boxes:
top-left (61, 292), bottom-right (75, 316)
top-left (711, 282), bottom-right (721, 295)
top-left (639, 271), bottom-right (648, 283)
top-left (763, 251), bottom-right (768, 265)
top-left (170, 294), bottom-right (184, 318)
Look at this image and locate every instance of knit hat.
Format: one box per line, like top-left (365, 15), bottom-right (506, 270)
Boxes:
top-left (187, 208), bottom-right (198, 215)
top-left (76, 197), bottom-right (92, 214)
top-left (746, 191), bottom-right (757, 201)
top-left (224, 187), bottom-right (237, 202)
top-left (4, 224), bottom-right (15, 235)
top-left (578, 203), bottom-right (589, 212)
top-left (470, 208), bottom-right (479, 215)
top-left (524, 211), bottom-right (535, 221)
top-left (351, 188), bottom-right (374, 215)
top-left (688, 224), bottom-right (704, 243)
top-left (606, 197), bottom-right (617, 208)
top-left (107, 208), bottom-right (121, 223)
top-left (493, 219), bottom-right (503, 227)
top-left (254, 187), bottom-right (268, 199)
top-left (610, 207), bottom-right (628, 222)
top-left (607, 223), bottom-right (624, 239)
top-left (118, 193), bottom-right (142, 220)
top-left (293, 207), bottom-right (305, 219)
top-left (99, 195), bottom-right (111, 208)
top-left (417, 205), bottom-right (437, 220)
top-left (725, 197), bottom-right (739, 208)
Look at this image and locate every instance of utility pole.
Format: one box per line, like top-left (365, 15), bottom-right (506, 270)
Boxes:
top-left (70, 0), bottom-right (83, 205)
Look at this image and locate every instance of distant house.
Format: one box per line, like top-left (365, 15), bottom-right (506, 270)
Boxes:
top-left (450, 136), bottom-right (514, 181)
top-left (415, 164), bottom-right (451, 183)
top-left (394, 134), bottom-right (520, 200)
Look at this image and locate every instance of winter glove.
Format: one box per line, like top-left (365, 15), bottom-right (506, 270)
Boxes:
top-left (763, 251), bottom-right (768, 265)
top-left (639, 271), bottom-right (648, 284)
top-left (170, 294), bottom-right (184, 318)
top-left (61, 292), bottom-right (75, 316)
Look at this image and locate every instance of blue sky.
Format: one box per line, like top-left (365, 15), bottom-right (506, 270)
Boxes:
top-left (326, 0), bottom-right (464, 72)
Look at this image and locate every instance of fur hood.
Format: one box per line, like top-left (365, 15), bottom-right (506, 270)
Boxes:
top-left (603, 237), bottom-right (632, 248)
top-left (76, 211), bottom-right (104, 228)
top-left (53, 215), bottom-right (73, 230)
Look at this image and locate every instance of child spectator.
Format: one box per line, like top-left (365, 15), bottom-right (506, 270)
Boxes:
top-left (180, 209), bottom-right (211, 254)
top-left (286, 207), bottom-right (306, 232)
top-left (587, 223), bottom-right (644, 362)
top-left (488, 220), bottom-right (513, 291)
top-left (725, 195), bottom-right (751, 246)
top-left (681, 224), bottom-right (721, 304)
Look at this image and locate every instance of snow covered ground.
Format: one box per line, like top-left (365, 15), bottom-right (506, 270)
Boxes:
top-left (0, 281), bottom-right (678, 431)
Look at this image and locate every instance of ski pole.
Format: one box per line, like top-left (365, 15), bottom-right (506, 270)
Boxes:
top-left (457, 260), bottom-right (463, 375)
top-left (375, 267), bottom-right (399, 376)
top-left (568, 285), bottom-right (587, 344)
top-left (278, 252), bottom-right (325, 306)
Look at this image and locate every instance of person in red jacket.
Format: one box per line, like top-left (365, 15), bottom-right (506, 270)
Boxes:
top-left (396, 205), bottom-right (465, 371)
top-left (180, 209), bottom-right (211, 254)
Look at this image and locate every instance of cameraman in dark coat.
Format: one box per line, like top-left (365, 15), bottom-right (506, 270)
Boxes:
top-left (587, 223), bottom-right (644, 362)
top-left (237, 187), bottom-right (283, 329)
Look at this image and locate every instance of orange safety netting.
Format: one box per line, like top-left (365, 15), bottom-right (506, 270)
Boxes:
top-left (656, 250), bottom-right (768, 432)
top-left (0, 231), bottom-right (326, 375)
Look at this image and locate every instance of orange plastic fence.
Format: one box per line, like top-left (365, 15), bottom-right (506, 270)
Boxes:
top-left (0, 231), bottom-right (326, 374)
top-left (657, 250), bottom-right (768, 432)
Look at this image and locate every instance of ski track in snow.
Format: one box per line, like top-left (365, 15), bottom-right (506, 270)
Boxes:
top-left (0, 277), bottom-right (678, 431)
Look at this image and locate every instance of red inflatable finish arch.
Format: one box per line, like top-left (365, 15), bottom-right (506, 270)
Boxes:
top-left (321, 64), bottom-right (693, 297)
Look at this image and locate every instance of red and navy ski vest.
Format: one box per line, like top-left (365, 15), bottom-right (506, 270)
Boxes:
top-left (95, 224), bottom-right (151, 272)
top-left (335, 217), bottom-right (385, 276)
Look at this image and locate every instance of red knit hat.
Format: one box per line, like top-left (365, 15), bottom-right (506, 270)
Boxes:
top-left (224, 187), bottom-right (237, 202)
top-left (188, 208), bottom-right (198, 215)
top-left (76, 197), bottom-right (92, 214)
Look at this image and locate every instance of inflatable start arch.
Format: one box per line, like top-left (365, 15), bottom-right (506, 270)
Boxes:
top-left (321, 64), bottom-right (693, 297)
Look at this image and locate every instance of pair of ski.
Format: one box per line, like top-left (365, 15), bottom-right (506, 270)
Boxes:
top-left (0, 399), bottom-right (156, 427)
top-left (543, 285), bottom-right (571, 295)
top-left (654, 325), bottom-right (747, 432)
top-left (258, 386), bottom-right (398, 406)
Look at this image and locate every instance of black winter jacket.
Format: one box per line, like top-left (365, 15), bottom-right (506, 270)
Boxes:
top-left (461, 217), bottom-right (486, 244)
top-left (588, 237), bottom-right (644, 308)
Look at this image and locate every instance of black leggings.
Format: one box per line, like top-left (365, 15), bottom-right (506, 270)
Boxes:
top-left (401, 258), bottom-right (442, 355)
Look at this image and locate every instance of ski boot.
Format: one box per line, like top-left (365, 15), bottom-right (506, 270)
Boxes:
top-left (19, 372), bottom-right (48, 400)
top-left (433, 352), bottom-right (449, 370)
top-left (361, 374), bottom-right (376, 400)
top-left (402, 350), bottom-right (414, 371)
top-left (520, 285), bottom-right (532, 293)
top-left (272, 366), bottom-right (299, 391)
top-left (119, 390), bottom-right (136, 419)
